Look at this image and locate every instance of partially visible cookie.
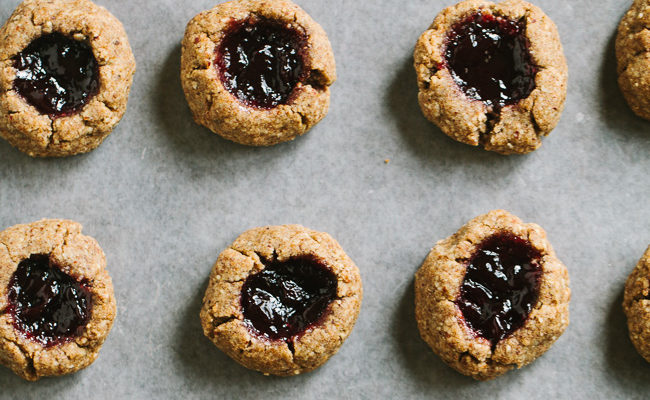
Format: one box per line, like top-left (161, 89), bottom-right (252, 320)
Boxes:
top-left (181, 0), bottom-right (336, 146)
top-left (0, 219), bottom-right (116, 380)
top-left (0, 0), bottom-right (136, 157)
top-left (414, 0), bottom-right (567, 154)
top-left (623, 245), bottom-right (650, 361)
top-left (415, 210), bottom-right (570, 380)
top-left (616, 0), bottom-right (650, 120)
top-left (200, 225), bottom-right (362, 376)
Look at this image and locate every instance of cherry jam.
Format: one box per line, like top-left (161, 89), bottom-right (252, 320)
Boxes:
top-left (13, 33), bottom-right (100, 118)
top-left (7, 254), bottom-right (93, 347)
top-left (241, 256), bottom-right (337, 342)
top-left (446, 12), bottom-right (537, 109)
top-left (457, 233), bottom-right (542, 346)
top-left (216, 18), bottom-right (308, 109)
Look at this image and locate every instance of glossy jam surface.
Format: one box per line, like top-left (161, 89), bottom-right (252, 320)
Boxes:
top-left (457, 233), bottom-right (542, 346)
top-left (241, 256), bottom-right (337, 341)
top-left (7, 254), bottom-right (93, 347)
top-left (445, 12), bottom-right (537, 109)
top-left (13, 33), bottom-right (100, 118)
top-left (216, 18), bottom-right (307, 109)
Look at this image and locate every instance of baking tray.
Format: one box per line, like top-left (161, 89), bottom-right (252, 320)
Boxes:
top-left (0, 0), bottom-right (649, 398)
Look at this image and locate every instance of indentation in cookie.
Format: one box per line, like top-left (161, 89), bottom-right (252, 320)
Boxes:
top-left (216, 17), bottom-right (308, 109)
top-left (241, 255), bottom-right (337, 343)
top-left (13, 33), bottom-right (100, 118)
top-left (7, 254), bottom-right (93, 347)
top-left (456, 233), bottom-right (542, 347)
top-left (445, 12), bottom-right (537, 110)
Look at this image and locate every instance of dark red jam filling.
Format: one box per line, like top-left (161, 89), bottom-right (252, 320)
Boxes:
top-left (13, 32), bottom-right (100, 118)
top-left (241, 255), bottom-right (337, 343)
top-left (445, 12), bottom-right (537, 110)
top-left (7, 254), bottom-right (93, 347)
top-left (216, 18), bottom-right (308, 109)
top-left (456, 233), bottom-right (542, 347)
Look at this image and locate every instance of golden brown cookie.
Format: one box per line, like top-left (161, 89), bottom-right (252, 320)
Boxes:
top-left (414, 0), bottom-right (567, 154)
top-left (616, 0), bottom-right (650, 121)
top-left (181, 0), bottom-right (336, 146)
top-left (623, 245), bottom-right (650, 361)
top-left (200, 225), bottom-right (362, 376)
top-left (415, 210), bottom-right (570, 380)
top-left (0, 219), bottom-right (116, 380)
top-left (0, 0), bottom-right (136, 157)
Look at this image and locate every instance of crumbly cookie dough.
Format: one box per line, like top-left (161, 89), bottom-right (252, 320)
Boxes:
top-left (414, 0), bottom-right (567, 154)
top-left (200, 225), bottom-right (362, 376)
top-left (623, 245), bottom-right (650, 361)
top-left (181, 0), bottom-right (336, 146)
top-left (616, 0), bottom-right (650, 121)
top-left (0, 0), bottom-right (136, 157)
top-left (0, 219), bottom-right (116, 380)
top-left (415, 210), bottom-right (570, 380)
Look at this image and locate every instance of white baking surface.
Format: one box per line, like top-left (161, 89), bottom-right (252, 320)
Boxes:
top-left (0, 0), bottom-right (649, 399)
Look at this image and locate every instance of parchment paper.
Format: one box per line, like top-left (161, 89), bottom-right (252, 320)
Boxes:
top-left (0, 0), bottom-right (649, 398)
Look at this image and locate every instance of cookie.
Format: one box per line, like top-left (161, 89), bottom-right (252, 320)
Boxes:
top-left (623, 245), bottom-right (650, 361)
top-left (616, 0), bottom-right (650, 121)
top-left (0, 0), bottom-right (136, 157)
top-left (181, 0), bottom-right (336, 146)
top-left (200, 225), bottom-right (362, 376)
top-left (414, 0), bottom-right (567, 154)
top-left (414, 210), bottom-right (570, 380)
top-left (0, 219), bottom-right (116, 380)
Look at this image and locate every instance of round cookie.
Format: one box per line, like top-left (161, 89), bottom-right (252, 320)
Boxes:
top-left (623, 245), bottom-right (650, 361)
top-left (616, 0), bottom-right (650, 121)
top-left (0, 219), bottom-right (116, 380)
top-left (0, 0), bottom-right (136, 157)
top-left (200, 225), bottom-right (362, 376)
top-left (415, 210), bottom-right (570, 380)
top-left (181, 0), bottom-right (336, 146)
top-left (414, 0), bottom-right (567, 155)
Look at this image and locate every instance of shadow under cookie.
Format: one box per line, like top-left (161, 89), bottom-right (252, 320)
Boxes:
top-left (152, 44), bottom-right (313, 178)
top-left (604, 290), bottom-right (650, 390)
top-left (598, 30), bottom-right (650, 143)
top-left (171, 275), bottom-right (259, 384)
top-left (392, 277), bottom-right (479, 388)
top-left (385, 56), bottom-right (533, 179)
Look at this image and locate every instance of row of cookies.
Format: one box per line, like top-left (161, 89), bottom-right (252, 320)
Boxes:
top-left (0, 214), bottom-right (648, 381)
top-left (0, 0), bottom-right (647, 157)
